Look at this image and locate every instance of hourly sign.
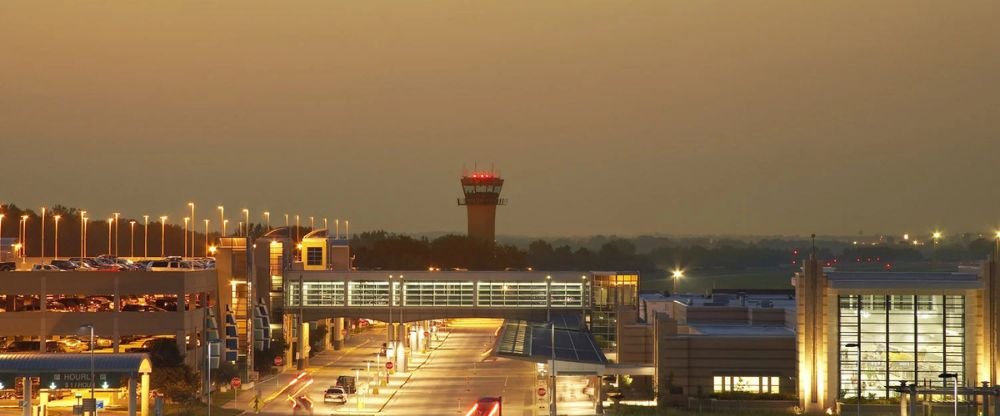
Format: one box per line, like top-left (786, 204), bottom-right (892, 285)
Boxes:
top-left (42, 373), bottom-right (121, 389)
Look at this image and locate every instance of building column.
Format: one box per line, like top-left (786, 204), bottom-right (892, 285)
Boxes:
top-left (333, 317), bottom-right (345, 350)
top-left (39, 390), bottom-right (48, 416)
top-left (128, 376), bottom-right (137, 416)
top-left (140, 373), bottom-right (150, 416)
top-left (298, 321), bottom-right (309, 369)
top-left (593, 375), bottom-right (604, 414)
top-left (395, 324), bottom-right (408, 372)
top-left (322, 319), bottom-right (332, 352)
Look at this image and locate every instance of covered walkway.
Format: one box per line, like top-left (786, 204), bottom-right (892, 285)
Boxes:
top-left (0, 353), bottom-right (152, 416)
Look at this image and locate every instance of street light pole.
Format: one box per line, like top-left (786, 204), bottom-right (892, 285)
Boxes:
top-left (143, 215), bottom-right (149, 258)
top-left (40, 207), bottom-right (45, 260)
top-left (217, 206), bottom-right (224, 241)
top-left (204, 220), bottom-right (210, 256)
top-left (107, 218), bottom-right (113, 256)
top-left (80, 211), bottom-right (87, 258)
top-left (113, 212), bottom-right (120, 257)
top-left (183, 217), bottom-right (190, 258)
top-left (129, 221), bottom-right (136, 258)
top-left (846, 343), bottom-right (861, 416)
top-left (20, 215), bottom-right (28, 263)
top-left (672, 269), bottom-right (684, 295)
top-left (82, 216), bottom-right (88, 257)
top-left (53, 215), bottom-right (60, 259)
top-left (264, 212), bottom-right (270, 232)
top-left (80, 324), bottom-right (95, 399)
top-left (243, 209), bottom-right (249, 238)
top-left (188, 203), bottom-right (195, 259)
top-left (160, 216), bottom-right (168, 257)
top-left (550, 321), bottom-right (557, 416)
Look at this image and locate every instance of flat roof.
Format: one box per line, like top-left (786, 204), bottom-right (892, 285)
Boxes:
top-left (826, 272), bottom-right (982, 290)
top-left (0, 353), bottom-right (152, 374)
top-left (495, 320), bottom-right (607, 365)
top-left (689, 324), bottom-right (794, 337)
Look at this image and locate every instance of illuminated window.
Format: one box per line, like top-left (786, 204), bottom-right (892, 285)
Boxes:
top-left (712, 376), bottom-right (781, 394)
top-left (306, 247), bottom-right (322, 266)
top-left (838, 295), bottom-right (965, 399)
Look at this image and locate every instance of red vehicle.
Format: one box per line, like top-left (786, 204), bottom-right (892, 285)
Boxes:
top-left (465, 397), bottom-right (501, 416)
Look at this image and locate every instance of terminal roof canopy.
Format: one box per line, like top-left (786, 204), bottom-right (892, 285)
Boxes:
top-left (0, 353), bottom-right (152, 375)
top-left (495, 320), bottom-right (607, 365)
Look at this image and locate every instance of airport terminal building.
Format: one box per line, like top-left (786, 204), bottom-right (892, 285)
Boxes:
top-left (796, 259), bottom-right (1000, 414)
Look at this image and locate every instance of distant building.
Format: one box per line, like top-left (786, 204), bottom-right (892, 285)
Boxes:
top-left (457, 170), bottom-right (505, 242)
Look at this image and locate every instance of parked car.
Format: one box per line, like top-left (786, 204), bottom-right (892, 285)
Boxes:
top-left (50, 260), bottom-right (81, 270)
top-left (154, 298), bottom-right (178, 311)
top-left (148, 261), bottom-right (193, 272)
top-left (323, 387), bottom-right (347, 404)
top-left (121, 304), bottom-right (167, 312)
top-left (56, 338), bottom-right (87, 352)
top-left (31, 264), bottom-right (62, 271)
top-left (3, 340), bottom-right (69, 353)
top-left (335, 376), bottom-right (356, 394)
top-left (69, 258), bottom-right (117, 271)
top-left (0, 262), bottom-right (15, 272)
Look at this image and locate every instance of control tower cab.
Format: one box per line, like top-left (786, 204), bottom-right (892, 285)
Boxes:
top-left (458, 171), bottom-right (506, 243)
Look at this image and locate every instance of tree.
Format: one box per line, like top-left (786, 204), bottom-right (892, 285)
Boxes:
top-left (213, 361), bottom-right (239, 385)
top-left (147, 339), bottom-right (199, 404)
top-left (310, 323), bottom-right (328, 355)
top-left (254, 338), bottom-right (288, 375)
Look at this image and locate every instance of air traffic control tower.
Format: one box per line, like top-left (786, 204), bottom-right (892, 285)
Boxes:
top-left (458, 170), bottom-right (506, 242)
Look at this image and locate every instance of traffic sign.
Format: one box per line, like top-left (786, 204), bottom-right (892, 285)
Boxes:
top-left (385, 362), bottom-right (394, 370)
top-left (537, 387), bottom-right (546, 397)
top-left (273, 356), bottom-right (283, 366)
top-left (231, 377), bottom-right (241, 388)
top-left (96, 400), bottom-right (105, 410)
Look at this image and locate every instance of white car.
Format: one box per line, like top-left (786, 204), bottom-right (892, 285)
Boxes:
top-left (148, 261), bottom-right (194, 272)
top-left (323, 387), bottom-right (347, 404)
top-left (31, 264), bottom-right (63, 271)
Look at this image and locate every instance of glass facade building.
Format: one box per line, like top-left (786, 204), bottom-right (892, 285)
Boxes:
top-left (837, 294), bottom-right (965, 399)
top-left (590, 273), bottom-right (639, 359)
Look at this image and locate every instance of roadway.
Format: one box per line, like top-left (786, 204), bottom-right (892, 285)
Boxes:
top-left (253, 318), bottom-right (538, 416)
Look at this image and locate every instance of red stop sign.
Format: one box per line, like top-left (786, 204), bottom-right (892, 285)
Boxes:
top-left (274, 356), bottom-right (284, 366)
top-left (537, 387), bottom-right (546, 397)
top-left (385, 361), bottom-right (394, 370)
top-left (231, 377), bottom-right (241, 387)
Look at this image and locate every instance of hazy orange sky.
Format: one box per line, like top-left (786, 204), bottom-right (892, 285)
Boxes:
top-left (2, 1), bottom-right (998, 237)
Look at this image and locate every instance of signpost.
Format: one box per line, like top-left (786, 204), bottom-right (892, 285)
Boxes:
top-left (385, 361), bottom-right (394, 380)
top-left (231, 377), bottom-right (241, 400)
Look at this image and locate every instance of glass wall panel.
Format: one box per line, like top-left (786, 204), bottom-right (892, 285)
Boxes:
top-left (302, 282), bottom-right (345, 306)
top-left (550, 283), bottom-right (585, 307)
top-left (838, 294), bottom-right (965, 400)
top-left (403, 281), bottom-right (474, 307)
top-left (476, 282), bottom-right (547, 307)
top-left (348, 281), bottom-right (390, 306)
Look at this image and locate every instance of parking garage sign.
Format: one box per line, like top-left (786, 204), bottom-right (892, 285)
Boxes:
top-left (44, 372), bottom-right (119, 389)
